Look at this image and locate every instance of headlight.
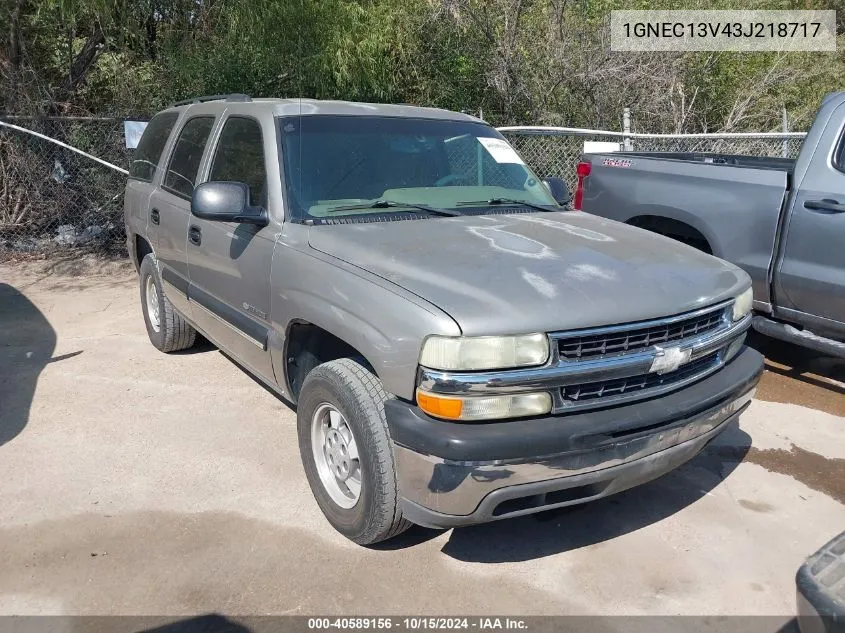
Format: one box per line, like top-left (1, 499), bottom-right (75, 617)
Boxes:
top-left (732, 287), bottom-right (753, 321)
top-left (419, 334), bottom-right (550, 371)
top-left (416, 389), bottom-right (552, 421)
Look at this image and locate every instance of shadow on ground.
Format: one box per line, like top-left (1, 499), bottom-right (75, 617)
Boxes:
top-left (172, 334), bottom-right (217, 356)
top-left (746, 331), bottom-right (845, 417)
top-left (140, 614), bottom-right (252, 633)
top-left (747, 331), bottom-right (844, 389)
top-left (432, 419), bottom-right (751, 563)
top-left (0, 510), bottom-right (571, 614)
top-left (0, 283), bottom-right (63, 446)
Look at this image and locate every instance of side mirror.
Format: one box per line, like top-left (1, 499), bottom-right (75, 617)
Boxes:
top-left (191, 181), bottom-right (268, 226)
top-left (543, 177), bottom-right (571, 206)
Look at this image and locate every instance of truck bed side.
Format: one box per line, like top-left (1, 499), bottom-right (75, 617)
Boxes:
top-left (580, 153), bottom-right (790, 308)
top-left (609, 152), bottom-right (794, 171)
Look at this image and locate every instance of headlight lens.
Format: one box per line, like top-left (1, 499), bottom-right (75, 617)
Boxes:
top-left (416, 389), bottom-right (552, 421)
top-left (732, 287), bottom-right (753, 321)
top-left (419, 334), bottom-right (550, 371)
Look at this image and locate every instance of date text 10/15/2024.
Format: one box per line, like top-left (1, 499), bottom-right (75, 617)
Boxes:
top-left (308, 618), bottom-right (528, 630)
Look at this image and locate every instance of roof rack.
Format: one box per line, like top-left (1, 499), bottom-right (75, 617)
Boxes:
top-left (169, 93), bottom-right (252, 107)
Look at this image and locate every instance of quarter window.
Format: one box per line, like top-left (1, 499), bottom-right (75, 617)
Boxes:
top-left (209, 117), bottom-right (268, 207)
top-left (163, 116), bottom-right (215, 198)
top-left (835, 130), bottom-right (845, 174)
top-left (128, 112), bottom-right (178, 182)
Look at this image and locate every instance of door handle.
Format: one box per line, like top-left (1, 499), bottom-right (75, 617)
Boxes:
top-left (150, 208), bottom-right (160, 225)
top-left (804, 199), bottom-right (845, 214)
top-left (188, 225), bottom-right (202, 246)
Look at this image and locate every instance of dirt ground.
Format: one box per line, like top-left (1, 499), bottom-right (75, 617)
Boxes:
top-left (1, 258), bottom-right (843, 619)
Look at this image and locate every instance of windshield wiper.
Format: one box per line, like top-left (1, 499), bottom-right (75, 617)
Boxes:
top-left (327, 200), bottom-right (460, 217)
top-left (455, 198), bottom-right (560, 213)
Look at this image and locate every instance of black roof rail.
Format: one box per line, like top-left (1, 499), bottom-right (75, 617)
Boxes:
top-left (169, 93), bottom-right (252, 107)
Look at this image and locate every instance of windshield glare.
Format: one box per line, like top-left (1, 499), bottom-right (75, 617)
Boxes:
top-left (278, 115), bottom-right (557, 219)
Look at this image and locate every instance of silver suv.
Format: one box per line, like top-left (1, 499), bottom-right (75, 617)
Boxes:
top-left (124, 94), bottom-right (762, 545)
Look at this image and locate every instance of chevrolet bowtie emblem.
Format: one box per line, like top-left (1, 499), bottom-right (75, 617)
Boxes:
top-left (649, 346), bottom-right (692, 374)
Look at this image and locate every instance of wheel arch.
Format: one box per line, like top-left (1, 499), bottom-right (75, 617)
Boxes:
top-left (133, 234), bottom-right (154, 272)
top-left (625, 213), bottom-right (715, 255)
top-left (283, 319), bottom-right (378, 402)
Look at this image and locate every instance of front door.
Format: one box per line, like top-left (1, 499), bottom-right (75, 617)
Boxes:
top-left (777, 105), bottom-right (845, 326)
top-left (186, 115), bottom-right (276, 380)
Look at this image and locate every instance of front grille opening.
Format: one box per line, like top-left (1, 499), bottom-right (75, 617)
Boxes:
top-left (561, 351), bottom-right (720, 404)
top-left (491, 482), bottom-right (609, 517)
top-left (557, 308), bottom-right (725, 361)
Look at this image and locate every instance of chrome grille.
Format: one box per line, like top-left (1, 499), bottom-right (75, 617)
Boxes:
top-left (561, 352), bottom-right (720, 404)
top-left (557, 306), bottom-right (727, 361)
top-left (417, 299), bottom-right (750, 417)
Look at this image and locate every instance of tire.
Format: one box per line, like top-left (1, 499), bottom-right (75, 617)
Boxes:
top-left (297, 358), bottom-right (411, 545)
top-left (139, 254), bottom-right (197, 353)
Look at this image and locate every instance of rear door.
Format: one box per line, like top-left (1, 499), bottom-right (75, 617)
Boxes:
top-left (151, 112), bottom-right (217, 316)
top-left (186, 113), bottom-right (276, 380)
top-left (776, 105), bottom-right (845, 326)
top-left (124, 111), bottom-right (179, 260)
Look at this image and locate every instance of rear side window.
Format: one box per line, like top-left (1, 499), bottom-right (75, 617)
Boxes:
top-left (128, 113), bottom-right (178, 182)
top-left (834, 130), bottom-right (845, 174)
top-left (163, 116), bottom-right (215, 199)
top-left (209, 117), bottom-right (268, 207)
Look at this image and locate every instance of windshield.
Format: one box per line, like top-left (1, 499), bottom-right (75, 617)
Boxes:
top-left (278, 115), bottom-right (557, 220)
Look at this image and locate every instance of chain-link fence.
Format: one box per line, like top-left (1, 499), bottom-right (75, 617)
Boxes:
top-left (500, 127), bottom-right (807, 187)
top-left (0, 117), bottom-right (807, 260)
top-left (0, 116), bottom-right (136, 260)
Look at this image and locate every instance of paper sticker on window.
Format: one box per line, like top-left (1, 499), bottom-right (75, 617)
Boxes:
top-left (477, 137), bottom-right (525, 164)
top-left (124, 120), bottom-right (148, 149)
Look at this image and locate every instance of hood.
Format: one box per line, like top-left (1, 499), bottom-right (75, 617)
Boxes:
top-left (307, 212), bottom-right (749, 336)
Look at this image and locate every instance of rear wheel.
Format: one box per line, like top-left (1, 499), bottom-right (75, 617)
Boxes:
top-left (139, 254), bottom-right (197, 353)
top-left (297, 358), bottom-right (410, 545)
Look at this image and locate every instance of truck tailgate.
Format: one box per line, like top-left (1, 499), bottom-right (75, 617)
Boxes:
top-left (581, 153), bottom-right (790, 306)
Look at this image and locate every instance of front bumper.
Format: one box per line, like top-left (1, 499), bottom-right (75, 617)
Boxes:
top-left (386, 346), bottom-right (763, 528)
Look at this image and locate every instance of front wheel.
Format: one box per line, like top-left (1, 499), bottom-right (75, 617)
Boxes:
top-left (297, 358), bottom-right (410, 545)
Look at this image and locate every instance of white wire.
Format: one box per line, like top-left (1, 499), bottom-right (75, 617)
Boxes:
top-left (496, 125), bottom-right (807, 140)
top-left (0, 119), bottom-right (128, 174)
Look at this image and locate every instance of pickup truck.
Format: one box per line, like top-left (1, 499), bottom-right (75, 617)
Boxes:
top-left (577, 92), bottom-right (845, 358)
top-left (124, 95), bottom-right (762, 545)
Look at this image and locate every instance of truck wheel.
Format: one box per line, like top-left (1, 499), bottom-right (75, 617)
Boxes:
top-left (139, 254), bottom-right (197, 353)
top-left (297, 358), bottom-right (411, 545)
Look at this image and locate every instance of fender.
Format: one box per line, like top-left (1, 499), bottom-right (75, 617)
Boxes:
top-left (269, 243), bottom-right (461, 400)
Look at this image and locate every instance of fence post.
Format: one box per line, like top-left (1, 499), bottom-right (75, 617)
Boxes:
top-left (782, 106), bottom-right (789, 158)
top-left (623, 107), bottom-right (632, 151)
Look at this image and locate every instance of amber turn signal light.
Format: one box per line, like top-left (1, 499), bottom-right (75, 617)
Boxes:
top-left (416, 390), bottom-right (464, 420)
